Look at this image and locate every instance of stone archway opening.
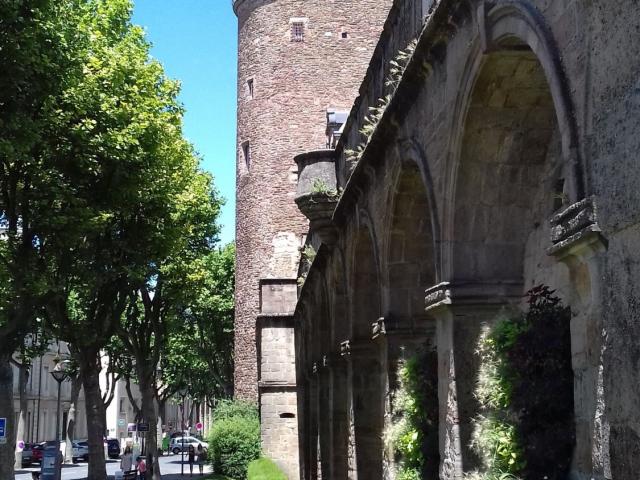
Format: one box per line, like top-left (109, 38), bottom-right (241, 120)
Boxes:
top-left (454, 41), bottom-right (566, 286)
top-left (450, 39), bottom-right (576, 475)
top-left (350, 227), bottom-right (385, 479)
top-left (385, 162), bottom-right (440, 479)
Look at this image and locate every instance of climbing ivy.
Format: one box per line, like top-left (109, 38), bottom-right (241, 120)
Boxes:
top-left (470, 285), bottom-right (575, 480)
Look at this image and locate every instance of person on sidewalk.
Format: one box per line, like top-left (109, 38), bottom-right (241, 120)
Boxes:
top-left (136, 456), bottom-right (147, 480)
top-left (196, 444), bottom-right (207, 475)
top-left (188, 444), bottom-right (196, 476)
top-left (120, 446), bottom-right (133, 473)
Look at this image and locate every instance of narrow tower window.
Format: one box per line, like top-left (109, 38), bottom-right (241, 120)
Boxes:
top-left (242, 141), bottom-right (251, 172)
top-left (247, 78), bottom-right (254, 99)
top-left (291, 21), bottom-right (305, 42)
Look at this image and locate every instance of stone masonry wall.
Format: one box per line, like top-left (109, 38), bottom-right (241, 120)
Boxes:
top-left (233, 0), bottom-right (393, 401)
top-left (294, 0), bottom-right (640, 477)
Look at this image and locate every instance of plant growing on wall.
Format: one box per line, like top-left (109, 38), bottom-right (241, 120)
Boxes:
top-left (385, 346), bottom-right (439, 479)
top-left (345, 39), bottom-right (417, 165)
top-left (469, 285), bottom-right (575, 480)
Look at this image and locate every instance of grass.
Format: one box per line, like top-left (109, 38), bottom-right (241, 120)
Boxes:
top-left (247, 458), bottom-right (287, 480)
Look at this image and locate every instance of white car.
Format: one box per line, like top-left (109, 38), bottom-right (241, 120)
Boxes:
top-left (72, 441), bottom-right (89, 463)
top-left (169, 436), bottom-right (208, 454)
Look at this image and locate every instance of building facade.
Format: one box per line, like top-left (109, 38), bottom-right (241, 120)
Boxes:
top-left (235, 0), bottom-right (640, 479)
top-left (12, 341), bottom-right (88, 447)
top-left (232, 0), bottom-right (392, 477)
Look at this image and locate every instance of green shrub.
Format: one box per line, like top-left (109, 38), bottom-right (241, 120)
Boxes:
top-left (471, 285), bottom-right (574, 480)
top-left (208, 400), bottom-right (261, 479)
top-left (247, 458), bottom-right (287, 480)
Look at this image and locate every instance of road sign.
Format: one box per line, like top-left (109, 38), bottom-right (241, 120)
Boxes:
top-left (118, 418), bottom-right (126, 426)
top-left (137, 422), bottom-right (150, 432)
top-left (18, 440), bottom-right (25, 450)
top-left (196, 422), bottom-right (203, 431)
top-left (0, 417), bottom-right (6, 439)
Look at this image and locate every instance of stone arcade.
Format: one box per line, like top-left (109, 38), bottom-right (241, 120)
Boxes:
top-left (233, 0), bottom-right (640, 478)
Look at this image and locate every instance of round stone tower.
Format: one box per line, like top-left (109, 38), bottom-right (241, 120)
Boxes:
top-left (233, 0), bottom-right (392, 475)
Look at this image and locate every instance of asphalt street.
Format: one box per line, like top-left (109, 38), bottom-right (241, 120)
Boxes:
top-left (15, 453), bottom-right (213, 479)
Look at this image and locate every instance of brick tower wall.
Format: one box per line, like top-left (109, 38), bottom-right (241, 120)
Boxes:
top-left (233, 0), bottom-right (393, 401)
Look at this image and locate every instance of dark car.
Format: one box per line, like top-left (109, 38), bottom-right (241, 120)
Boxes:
top-left (20, 444), bottom-right (33, 466)
top-left (106, 438), bottom-right (120, 459)
top-left (30, 443), bottom-right (45, 463)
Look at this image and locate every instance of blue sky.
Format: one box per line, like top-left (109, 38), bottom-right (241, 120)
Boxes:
top-left (132, 1), bottom-right (237, 245)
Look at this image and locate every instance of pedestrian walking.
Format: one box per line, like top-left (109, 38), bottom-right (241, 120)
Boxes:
top-left (162, 433), bottom-right (170, 455)
top-left (197, 444), bottom-right (207, 475)
top-left (188, 444), bottom-right (196, 476)
top-left (136, 456), bottom-right (147, 480)
top-left (120, 446), bottom-right (134, 473)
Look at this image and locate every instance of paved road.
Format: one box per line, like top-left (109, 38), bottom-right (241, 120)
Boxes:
top-left (16, 453), bottom-right (212, 479)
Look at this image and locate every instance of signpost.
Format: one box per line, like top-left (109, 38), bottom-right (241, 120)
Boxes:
top-left (0, 417), bottom-right (6, 445)
top-left (137, 423), bottom-right (149, 455)
top-left (41, 441), bottom-right (62, 480)
top-left (196, 422), bottom-right (203, 431)
top-left (137, 423), bottom-right (150, 432)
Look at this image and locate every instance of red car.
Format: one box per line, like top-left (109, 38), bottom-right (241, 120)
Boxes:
top-left (30, 443), bottom-right (45, 463)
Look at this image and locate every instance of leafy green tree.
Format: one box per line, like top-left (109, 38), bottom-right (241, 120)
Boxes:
top-left (35, 1), bottom-right (214, 477)
top-left (0, 1), bottom-right (89, 475)
top-left (161, 244), bottom-right (235, 404)
top-left (116, 168), bottom-right (222, 479)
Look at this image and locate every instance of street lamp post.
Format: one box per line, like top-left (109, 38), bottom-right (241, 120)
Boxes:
top-left (178, 387), bottom-right (188, 476)
top-left (50, 360), bottom-right (69, 480)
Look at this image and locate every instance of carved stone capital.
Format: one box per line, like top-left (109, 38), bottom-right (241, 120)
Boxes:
top-left (548, 197), bottom-right (607, 259)
top-left (424, 282), bottom-right (452, 312)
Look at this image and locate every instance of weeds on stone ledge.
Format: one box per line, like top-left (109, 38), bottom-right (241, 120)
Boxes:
top-left (345, 39), bottom-right (418, 166)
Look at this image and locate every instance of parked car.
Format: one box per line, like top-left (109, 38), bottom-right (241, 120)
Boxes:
top-left (31, 443), bottom-right (45, 463)
top-left (106, 438), bottom-right (121, 459)
top-left (71, 441), bottom-right (89, 463)
top-left (20, 444), bottom-right (33, 466)
top-left (169, 436), bottom-right (208, 454)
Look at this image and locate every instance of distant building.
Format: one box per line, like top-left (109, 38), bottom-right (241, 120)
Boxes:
top-left (11, 341), bottom-right (87, 445)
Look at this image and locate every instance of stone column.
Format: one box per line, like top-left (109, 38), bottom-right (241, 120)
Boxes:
top-left (317, 356), bottom-right (333, 479)
top-left (328, 347), bottom-right (352, 480)
top-left (548, 197), bottom-right (610, 480)
top-left (341, 338), bottom-right (385, 480)
top-left (425, 282), bottom-right (522, 479)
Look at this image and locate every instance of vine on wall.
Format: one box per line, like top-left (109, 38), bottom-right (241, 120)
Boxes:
top-left (469, 285), bottom-right (575, 480)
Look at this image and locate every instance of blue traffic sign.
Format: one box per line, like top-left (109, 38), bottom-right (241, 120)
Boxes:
top-left (0, 417), bottom-right (6, 438)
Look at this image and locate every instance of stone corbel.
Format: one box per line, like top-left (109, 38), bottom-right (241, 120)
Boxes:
top-left (371, 317), bottom-right (387, 340)
top-left (425, 282), bottom-right (452, 312)
top-left (340, 340), bottom-right (351, 358)
top-left (547, 196), bottom-right (607, 260)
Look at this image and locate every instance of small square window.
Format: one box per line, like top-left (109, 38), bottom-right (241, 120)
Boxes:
top-left (341, 31), bottom-right (348, 39)
top-left (247, 78), bottom-right (254, 99)
top-left (291, 21), bottom-right (304, 42)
